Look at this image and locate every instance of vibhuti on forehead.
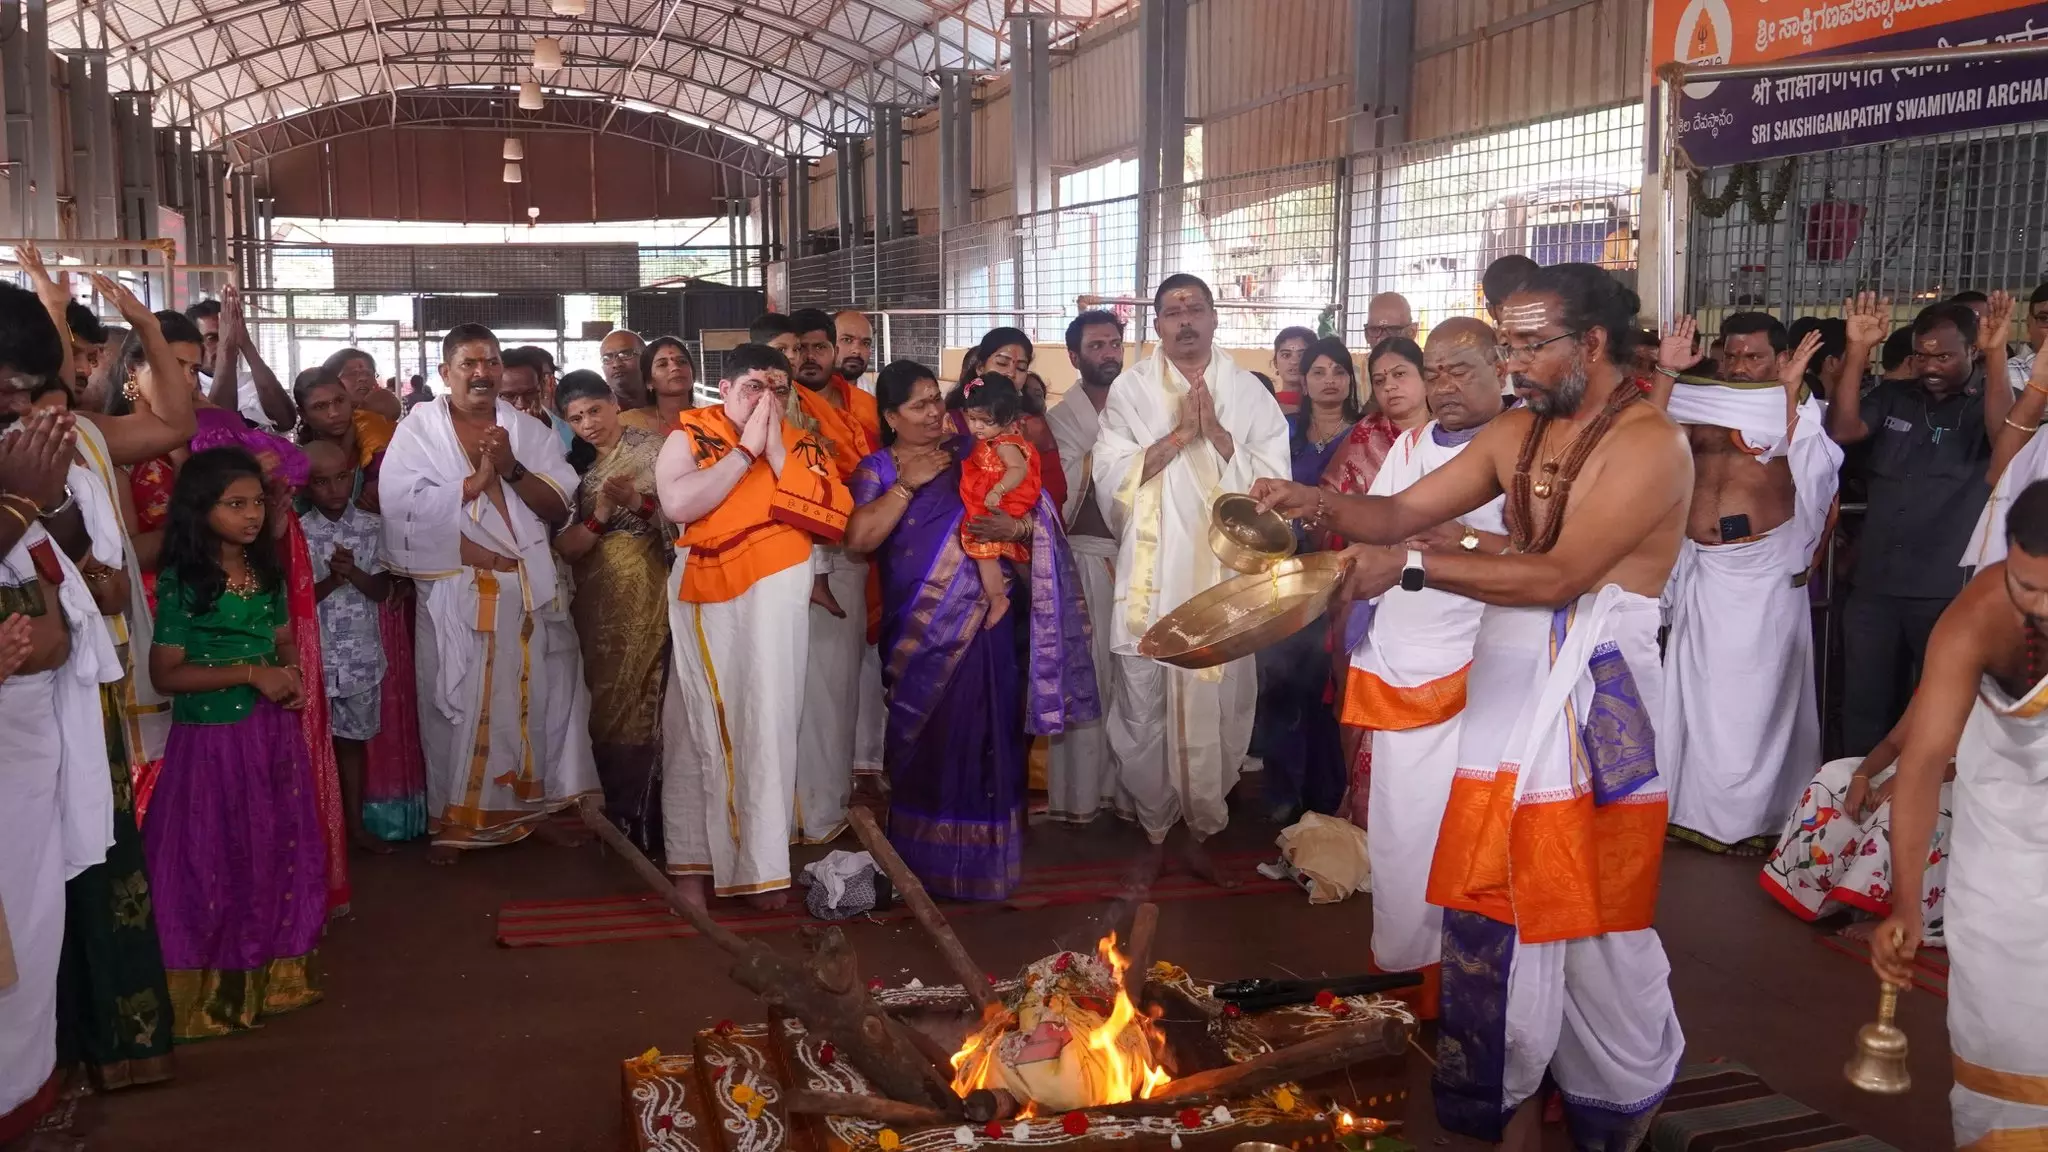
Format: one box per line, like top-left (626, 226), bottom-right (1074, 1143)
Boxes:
top-left (1499, 297), bottom-right (1558, 332)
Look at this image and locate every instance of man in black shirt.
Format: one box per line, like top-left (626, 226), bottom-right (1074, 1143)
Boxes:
top-left (1828, 295), bottom-right (2014, 752)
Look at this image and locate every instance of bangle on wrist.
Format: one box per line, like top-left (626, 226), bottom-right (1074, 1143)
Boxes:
top-left (2007, 415), bottom-right (2041, 433)
top-left (2029, 380), bottom-right (2048, 397)
top-left (636, 495), bottom-right (657, 519)
top-left (732, 443), bottom-right (757, 465)
top-left (581, 516), bottom-right (607, 536)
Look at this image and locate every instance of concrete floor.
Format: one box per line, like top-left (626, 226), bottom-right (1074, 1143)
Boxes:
top-left (80, 815), bottom-right (1956, 1151)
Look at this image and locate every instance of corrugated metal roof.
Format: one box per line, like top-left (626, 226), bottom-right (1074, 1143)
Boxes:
top-left (48, 0), bottom-right (1137, 159)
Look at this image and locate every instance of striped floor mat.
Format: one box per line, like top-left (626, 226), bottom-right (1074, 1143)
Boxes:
top-left (1648, 1062), bottom-right (1902, 1151)
top-left (495, 852), bottom-right (1291, 948)
top-left (1815, 932), bottom-right (1950, 998)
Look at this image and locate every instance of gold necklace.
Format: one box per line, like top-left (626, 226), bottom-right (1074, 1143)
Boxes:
top-left (223, 549), bottom-right (261, 596)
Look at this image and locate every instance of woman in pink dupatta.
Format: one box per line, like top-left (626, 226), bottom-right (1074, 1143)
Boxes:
top-left (1321, 337), bottom-right (1430, 830)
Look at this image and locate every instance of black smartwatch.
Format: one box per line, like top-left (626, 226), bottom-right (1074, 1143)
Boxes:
top-left (1398, 548), bottom-right (1426, 593)
top-left (504, 460), bottom-right (529, 483)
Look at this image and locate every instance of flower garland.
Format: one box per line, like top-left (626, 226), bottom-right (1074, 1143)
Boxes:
top-left (1688, 157), bottom-right (1799, 222)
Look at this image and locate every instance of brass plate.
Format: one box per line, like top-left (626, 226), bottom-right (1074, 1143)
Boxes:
top-left (1138, 553), bottom-right (1347, 670)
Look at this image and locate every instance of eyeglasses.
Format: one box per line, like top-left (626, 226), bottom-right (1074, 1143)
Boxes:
top-left (600, 349), bottom-right (641, 364)
top-left (1493, 330), bottom-right (1582, 365)
top-left (1365, 324), bottom-right (1410, 340)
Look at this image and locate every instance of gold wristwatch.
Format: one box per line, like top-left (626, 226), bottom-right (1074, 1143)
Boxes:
top-left (1459, 526), bottom-right (1481, 552)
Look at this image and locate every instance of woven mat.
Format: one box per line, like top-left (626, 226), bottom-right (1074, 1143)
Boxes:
top-left (1649, 1061), bottom-right (1902, 1151)
top-left (1815, 932), bottom-right (1949, 998)
top-left (496, 851), bottom-right (1292, 948)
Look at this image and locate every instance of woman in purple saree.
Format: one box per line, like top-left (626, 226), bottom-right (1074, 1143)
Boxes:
top-left (844, 362), bottom-right (1100, 901)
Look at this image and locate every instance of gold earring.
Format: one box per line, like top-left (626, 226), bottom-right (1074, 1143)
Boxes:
top-left (122, 377), bottom-right (141, 401)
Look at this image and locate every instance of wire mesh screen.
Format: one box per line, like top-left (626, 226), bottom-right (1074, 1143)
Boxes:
top-left (1150, 162), bottom-right (1343, 347)
top-left (1687, 120), bottom-right (2048, 318)
top-left (1347, 103), bottom-right (1646, 340)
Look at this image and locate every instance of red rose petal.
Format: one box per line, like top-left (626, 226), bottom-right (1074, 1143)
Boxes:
top-left (1221, 1003), bottom-right (1242, 1018)
top-left (713, 1019), bottom-right (735, 1035)
top-left (1178, 1108), bottom-right (1203, 1129)
top-left (867, 977), bottom-right (885, 991)
top-left (984, 1120), bottom-right (1004, 1138)
top-left (1313, 989), bottom-right (1338, 1009)
top-left (1331, 1001), bottom-right (1352, 1018)
top-left (818, 1041), bottom-right (836, 1065)
top-left (1061, 1111), bottom-right (1088, 1136)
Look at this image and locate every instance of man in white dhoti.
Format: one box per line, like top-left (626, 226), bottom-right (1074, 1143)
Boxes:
top-left (1343, 318), bottom-right (1507, 1014)
top-left (1044, 309), bottom-right (1128, 824)
top-left (380, 324), bottom-right (598, 864)
top-left (1873, 478), bottom-right (2048, 1151)
top-left (1093, 275), bottom-right (1288, 881)
top-left (1255, 264), bottom-right (1691, 1149)
top-left (656, 344), bottom-right (852, 910)
top-left (0, 382), bottom-right (120, 1139)
top-left (1653, 312), bottom-right (1842, 853)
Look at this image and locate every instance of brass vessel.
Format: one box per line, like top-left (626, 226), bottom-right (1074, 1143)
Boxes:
top-left (1139, 553), bottom-right (1347, 670)
top-left (1208, 493), bottom-right (1297, 575)
top-left (1843, 983), bottom-right (1911, 1095)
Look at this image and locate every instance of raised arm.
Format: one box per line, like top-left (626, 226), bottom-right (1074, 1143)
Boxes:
top-left (15, 246), bottom-right (76, 393)
top-left (1650, 315), bottom-right (1703, 410)
top-left (1830, 292), bottom-right (1890, 445)
top-left (1992, 351), bottom-right (2048, 485)
top-left (1870, 579), bottom-right (1991, 987)
top-left (217, 287), bottom-right (297, 431)
top-left (80, 274), bottom-right (198, 463)
top-left (1980, 290), bottom-right (2018, 438)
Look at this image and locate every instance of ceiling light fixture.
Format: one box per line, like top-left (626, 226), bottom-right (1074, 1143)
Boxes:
top-left (502, 136), bottom-right (524, 160)
top-left (503, 161), bottom-right (524, 184)
top-left (518, 80), bottom-right (544, 110)
top-left (532, 36), bottom-right (564, 72)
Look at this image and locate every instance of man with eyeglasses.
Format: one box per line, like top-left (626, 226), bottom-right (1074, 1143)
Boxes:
top-left (654, 343), bottom-right (851, 911)
top-left (1829, 294), bottom-right (2012, 756)
top-left (599, 329), bottom-right (650, 413)
top-left (1650, 312), bottom-right (1843, 855)
top-left (1363, 292), bottom-right (1418, 349)
top-left (1253, 263), bottom-right (1691, 1150)
top-left (1093, 273), bottom-right (1290, 885)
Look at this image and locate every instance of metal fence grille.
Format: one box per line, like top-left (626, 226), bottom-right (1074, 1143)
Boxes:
top-left (1687, 120), bottom-right (2048, 320)
top-left (1347, 103), bottom-right (1645, 339)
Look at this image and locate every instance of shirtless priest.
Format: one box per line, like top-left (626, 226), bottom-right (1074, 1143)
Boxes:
top-left (1253, 263), bottom-right (1691, 1150)
top-left (1872, 478), bottom-right (2048, 1151)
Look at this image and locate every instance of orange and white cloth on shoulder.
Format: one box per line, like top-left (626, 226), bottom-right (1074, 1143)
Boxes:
top-left (672, 407), bottom-right (852, 604)
top-left (795, 376), bottom-right (880, 483)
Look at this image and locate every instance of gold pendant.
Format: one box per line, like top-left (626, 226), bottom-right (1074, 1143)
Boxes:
top-left (1532, 479), bottom-right (1553, 499)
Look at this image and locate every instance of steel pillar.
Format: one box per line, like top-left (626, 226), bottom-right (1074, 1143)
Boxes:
top-left (64, 52), bottom-right (117, 239)
top-left (833, 133), bottom-right (868, 253)
top-left (1008, 14), bottom-right (1052, 220)
top-left (0, 0), bottom-right (60, 237)
top-left (114, 92), bottom-right (159, 299)
top-left (785, 155), bottom-right (811, 259)
top-left (873, 104), bottom-right (904, 242)
top-left (1136, 0), bottom-right (1188, 297)
top-left (936, 68), bottom-right (974, 232)
top-left (1350, 0), bottom-right (1413, 296)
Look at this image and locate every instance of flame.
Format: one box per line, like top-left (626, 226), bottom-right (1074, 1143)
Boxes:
top-left (1085, 931), bottom-right (1170, 1103)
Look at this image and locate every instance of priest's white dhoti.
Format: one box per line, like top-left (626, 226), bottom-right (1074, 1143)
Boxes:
top-left (1662, 388), bottom-right (1839, 850)
top-left (1348, 424), bottom-right (1503, 975)
top-left (382, 398), bottom-right (595, 849)
top-left (1429, 588), bottom-right (1683, 1146)
top-left (1047, 534), bottom-right (1119, 823)
top-left (794, 546), bottom-right (866, 843)
top-left (1092, 346), bottom-right (1288, 843)
top-left (663, 557), bottom-right (812, 895)
top-left (0, 525), bottom-right (119, 1121)
top-left (1946, 669), bottom-right (2048, 1150)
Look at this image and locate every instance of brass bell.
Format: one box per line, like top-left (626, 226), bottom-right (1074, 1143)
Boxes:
top-left (1844, 982), bottom-right (1912, 1095)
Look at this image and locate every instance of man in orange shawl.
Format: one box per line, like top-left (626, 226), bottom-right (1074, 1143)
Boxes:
top-left (655, 343), bottom-right (851, 911)
top-left (786, 310), bottom-right (881, 836)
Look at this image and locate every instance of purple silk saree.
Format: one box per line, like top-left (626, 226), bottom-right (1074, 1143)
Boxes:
top-left (850, 438), bottom-right (1100, 900)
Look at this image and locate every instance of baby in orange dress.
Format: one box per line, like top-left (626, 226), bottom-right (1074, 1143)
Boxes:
top-left (958, 373), bottom-right (1040, 630)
